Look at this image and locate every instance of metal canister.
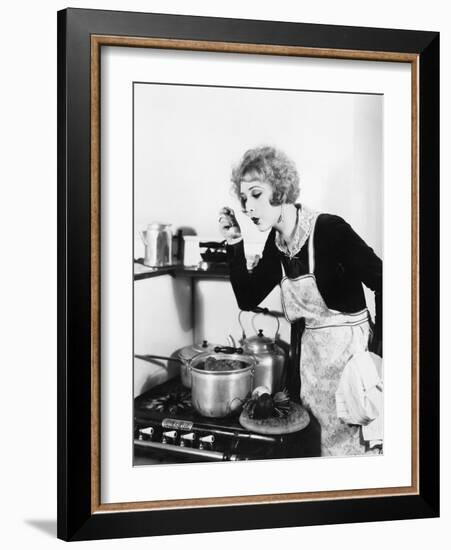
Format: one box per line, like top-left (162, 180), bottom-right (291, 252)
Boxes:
top-left (139, 223), bottom-right (172, 267)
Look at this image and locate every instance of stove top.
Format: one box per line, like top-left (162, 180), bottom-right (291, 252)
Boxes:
top-left (134, 377), bottom-right (319, 464)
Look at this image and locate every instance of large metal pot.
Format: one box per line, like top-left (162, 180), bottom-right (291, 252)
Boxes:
top-left (190, 349), bottom-right (256, 418)
top-left (177, 340), bottom-right (218, 388)
top-left (239, 311), bottom-right (286, 394)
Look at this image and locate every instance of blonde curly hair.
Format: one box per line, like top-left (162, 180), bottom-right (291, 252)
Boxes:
top-left (231, 146), bottom-right (300, 207)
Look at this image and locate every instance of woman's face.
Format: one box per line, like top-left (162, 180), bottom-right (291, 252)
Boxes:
top-left (239, 174), bottom-right (281, 231)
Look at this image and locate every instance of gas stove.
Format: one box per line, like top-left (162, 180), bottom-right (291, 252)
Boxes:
top-left (134, 377), bottom-right (319, 464)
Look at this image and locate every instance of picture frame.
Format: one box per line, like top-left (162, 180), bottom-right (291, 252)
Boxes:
top-left (57, 7), bottom-right (439, 541)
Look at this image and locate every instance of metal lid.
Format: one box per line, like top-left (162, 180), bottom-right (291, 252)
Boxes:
top-left (242, 329), bottom-right (276, 353)
top-left (178, 340), bottom-right (216, 362)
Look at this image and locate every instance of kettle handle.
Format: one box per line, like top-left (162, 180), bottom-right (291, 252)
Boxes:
top-left (238, 310), bottom-right (248, 340)
top-left (251, 311), bottom-right (281, 340)
top-left (238, 309), bottom-right (265, 339)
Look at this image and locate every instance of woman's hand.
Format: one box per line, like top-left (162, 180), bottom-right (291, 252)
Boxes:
top-left (218, 207), bottom-right (242, 244)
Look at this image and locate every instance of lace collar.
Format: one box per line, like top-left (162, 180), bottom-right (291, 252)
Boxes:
top-left (275, 203), bottom-right (318, 258)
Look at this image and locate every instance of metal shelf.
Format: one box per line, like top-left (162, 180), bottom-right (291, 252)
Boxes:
top-left (134, 262), bottom-right (229, 281)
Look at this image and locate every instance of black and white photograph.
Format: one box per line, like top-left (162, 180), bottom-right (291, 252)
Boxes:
top-left (133, 82), bottom-right (384, 465)
top-left (0, 0), bottom-right (447, 544)
top-left (51, 4), bottom-right (441, 542)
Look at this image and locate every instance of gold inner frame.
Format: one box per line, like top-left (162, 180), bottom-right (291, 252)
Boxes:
top-left (90, 35), bottom-right (420, 514)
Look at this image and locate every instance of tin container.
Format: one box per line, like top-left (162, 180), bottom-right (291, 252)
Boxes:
top-left (140, 223), bottom-right (172, 267)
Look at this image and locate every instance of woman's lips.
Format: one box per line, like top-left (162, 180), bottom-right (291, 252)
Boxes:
top-left (251, 217), bottom-right (260, 225)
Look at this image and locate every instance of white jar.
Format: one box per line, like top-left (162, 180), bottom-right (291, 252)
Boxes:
top-left (183, 235), bottom-right (202, 266)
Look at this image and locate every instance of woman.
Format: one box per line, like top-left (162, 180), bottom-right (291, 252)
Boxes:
top-left (219, 146), bottom-right (382, 456)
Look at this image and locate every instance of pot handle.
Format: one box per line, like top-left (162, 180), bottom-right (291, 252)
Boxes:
top-left (134, 354), bottom-right (183, 364)
top-left (251, 312), bottom-right (281, 340)
top-left (214, 346), bottom-right (244, 354)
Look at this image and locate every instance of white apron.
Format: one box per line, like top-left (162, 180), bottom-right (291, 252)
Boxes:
top-left (280, 215), bottom-right (378, 456)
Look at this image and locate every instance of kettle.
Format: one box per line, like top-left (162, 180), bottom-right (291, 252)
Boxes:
top-left (140, 223), bottom-right (172, 267)
top-left (238, 311), bottom-right (286, 394)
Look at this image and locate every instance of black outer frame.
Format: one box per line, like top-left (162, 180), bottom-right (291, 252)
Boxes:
top-left (57, 8), bottom-right (439, 542)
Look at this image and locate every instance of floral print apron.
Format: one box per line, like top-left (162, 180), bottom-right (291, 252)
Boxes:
top-left (280, 214), bottom-right (376, 456)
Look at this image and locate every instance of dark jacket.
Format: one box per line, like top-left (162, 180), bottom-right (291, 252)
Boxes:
top-left (226, 213), bottom-right (382, 350)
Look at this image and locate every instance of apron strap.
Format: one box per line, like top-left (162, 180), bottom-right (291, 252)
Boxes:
top-left (308, 214), bottom-right (319, 274)
top-left (280, 212), bottom-right (320, 277)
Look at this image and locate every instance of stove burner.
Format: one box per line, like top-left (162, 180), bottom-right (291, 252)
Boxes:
top-left (143, 388), bottom-right (192, 415)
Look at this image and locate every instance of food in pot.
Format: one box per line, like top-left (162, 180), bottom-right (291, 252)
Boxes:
top-left (198, 357), bottom-right (247, 372)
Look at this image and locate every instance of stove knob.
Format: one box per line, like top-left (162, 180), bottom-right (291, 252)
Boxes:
top-left (162, 430), bottom-right (178, 444)
top-left (138, 427), bottom-right (154, 441)
top-left (198, 434), bottom-right (215, 450)
top-left (180, 432), bottom-right (196, 447)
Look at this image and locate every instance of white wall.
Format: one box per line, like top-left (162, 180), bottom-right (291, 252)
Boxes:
top-left (1, 1), bottom-right (448, 550)
top-left (134, 82), bottom-right (382, 255)
top-left (134, 275), bottom-right (193, 396)
top-left (193, 279), bottom-right (290, 345)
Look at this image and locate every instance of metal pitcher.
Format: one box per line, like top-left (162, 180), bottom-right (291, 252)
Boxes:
top-left (140, 223), bottom-right (173, 267)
